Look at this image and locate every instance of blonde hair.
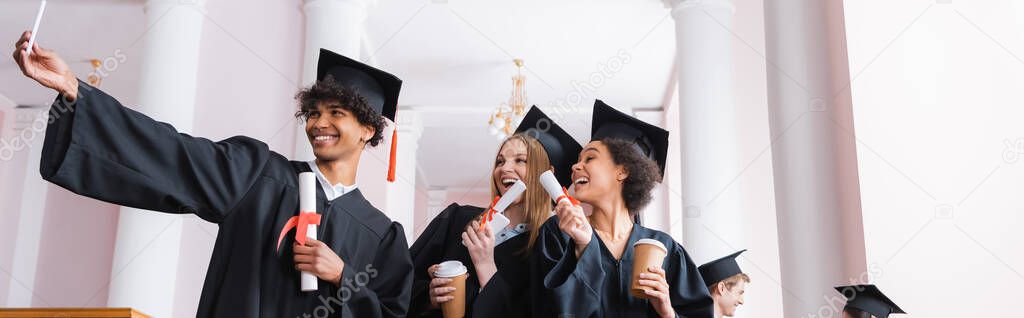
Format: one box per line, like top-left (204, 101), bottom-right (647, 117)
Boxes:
top-left (710, 273), bottom-right (751, 295)
top-left (490, 134), bottom-right (553, 256)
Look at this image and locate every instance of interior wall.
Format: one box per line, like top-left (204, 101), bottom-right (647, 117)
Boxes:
top-left (172, 0), bottom-right (303, 316)
top-left (0, 0), bottom-right (146, 308)
top-left (845, 0), bottom-right (1024, 316)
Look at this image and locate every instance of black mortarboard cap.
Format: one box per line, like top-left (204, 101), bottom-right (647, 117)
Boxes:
top-left (834, 284), bottom-right (906, 318)
top-left (698, 249), bottom-right (747, 286)
top-left (590, 99), bottom-right (669, 179)
top-left (316, 48), bottom-right (401, 122)
top-left (515, 106), bottom-right (583, 186)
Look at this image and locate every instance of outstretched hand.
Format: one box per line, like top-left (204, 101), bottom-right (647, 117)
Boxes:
top-left (13, 31), bottom-right (77, 99)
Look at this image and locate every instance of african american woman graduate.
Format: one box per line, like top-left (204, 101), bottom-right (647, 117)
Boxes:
top-left (14, 31), bottom-right (412, 318)
top-left (409, 106), bottom-right (582, 317)
top-left (532, 100), bottom-right (714, 318)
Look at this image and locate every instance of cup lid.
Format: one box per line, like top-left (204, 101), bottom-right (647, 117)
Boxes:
top-left (435, 260), bottom-right (468, 277)
top-left (633, 238), bottom-right (667, 253)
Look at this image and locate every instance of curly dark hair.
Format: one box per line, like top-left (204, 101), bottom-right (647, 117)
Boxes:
top-left (600, 138), bottom-right (662, 214)
top-left (294, 76), bottom-right (387, 147)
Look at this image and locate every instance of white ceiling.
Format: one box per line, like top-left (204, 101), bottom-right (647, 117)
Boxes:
top-left (0, 0), bottom-right (678, 189)
top-left (365, 0), bottom-right (677, 187)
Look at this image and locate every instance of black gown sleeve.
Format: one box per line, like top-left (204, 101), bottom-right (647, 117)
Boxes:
top-left (470, 271), bottom-right (509, 317)
top-left (531, 217), bottom-right (603, 317)
top-left (407, 203), bottom-right (461, 317)
top-left (470, 264), bottom-right (527, 317)
top-left (338, 222), bottom-right (414, 318)
top-left (667, 243), bottom-right (714, 318)
top-left (39, 80), bottom-right (270, 223)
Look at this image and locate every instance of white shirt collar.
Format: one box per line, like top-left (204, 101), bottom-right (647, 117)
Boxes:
top-left (307, 161), bottom-right (358, 201)
top-left (495, 223), bottom-right (528, 246)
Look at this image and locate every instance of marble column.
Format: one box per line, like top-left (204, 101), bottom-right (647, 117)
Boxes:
top-left (763, 0), bottom-right (869, 316)
top-left (293, 0), bottom-right (375, 161)
top-left (106, 1), bottom-right (206, 317)
top-left (666, 0), bottom-right (746, 262)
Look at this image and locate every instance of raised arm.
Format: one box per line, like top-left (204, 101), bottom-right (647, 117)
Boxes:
top-left (16, 31), bottom-right (270, 223)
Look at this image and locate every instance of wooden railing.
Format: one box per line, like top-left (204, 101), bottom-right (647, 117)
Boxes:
top-left (0, 308), bottom-right (149, 318)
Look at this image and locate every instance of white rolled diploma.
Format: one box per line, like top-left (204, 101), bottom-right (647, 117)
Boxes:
top-left (540, 170), bottom-right (571, 205)
top-left (298, 172), bottom-right (318, 292)
top-left (486, 180), bottom-right (525, 233)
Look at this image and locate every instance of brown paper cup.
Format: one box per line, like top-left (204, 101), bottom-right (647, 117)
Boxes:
top-left (630, 239), bottom-right (668, 299)
top-left (435, 260), bottom-right (468, 318)
top-left (440, 272), bottom-right (467, 318)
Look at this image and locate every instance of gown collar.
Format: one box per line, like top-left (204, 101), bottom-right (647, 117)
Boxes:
top-left (594, 221), bottom-right (642, 262)
top-left (306, 161), bottom-right (357, 201)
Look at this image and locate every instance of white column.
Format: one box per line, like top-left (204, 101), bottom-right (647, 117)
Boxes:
top-left (296, 0), bottom-right (421, 241)
top-left (293, 0), bottom-right (375, 161)
top-left (382, 113), bottom-right (422, 241)
top-left (661, 92), bottom-right (685, 242)
top-left (425, 188), bottom-right (448, 220)
top-left (666, 0), bottom-right (745, 262)
top-left (106, 1), bottom-right (205, 317)
top-left (3, 106), bottom-right (50, 307)
top-left (633, 109), bottom-right (670, 231)
top-left (763, 0), bottom-right (868, 317)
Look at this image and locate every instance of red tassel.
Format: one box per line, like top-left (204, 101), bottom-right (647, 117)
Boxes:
top-left (387, 128), bottom-right (397, 182)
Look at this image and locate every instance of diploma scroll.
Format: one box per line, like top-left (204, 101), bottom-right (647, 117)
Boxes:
top-left (298, 172), bottom-right (318, 292)
top-left (540, 170), bottom-right (577, 206)
top-left (493, 180), bottom-right (526, 213)
top-left (479, 180), bottom-right (525, 234)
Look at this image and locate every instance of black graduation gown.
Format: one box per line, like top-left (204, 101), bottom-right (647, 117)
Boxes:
top-left (531, 216), bottom-right (714, 318)
top-left (408, 203), bottom-right (533, 318)
top-left (39, 81), bottom-right (413, 318)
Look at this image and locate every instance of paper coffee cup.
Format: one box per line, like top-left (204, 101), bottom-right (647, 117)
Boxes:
top-left (435, 261), bottom-right (468, 318)
top-left (630, 238), bottom-right (668, 299)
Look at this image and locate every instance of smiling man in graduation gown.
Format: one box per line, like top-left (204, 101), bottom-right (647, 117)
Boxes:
top-left (698, 250), bottom-right (750, 318)
top-left (13, 32), bottom-right (412, 318)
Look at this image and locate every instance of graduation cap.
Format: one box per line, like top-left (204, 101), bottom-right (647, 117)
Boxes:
top-left (514, 106), bottom-right (583, 186)
top-left (834, 284), bottom-right (906, 318)
top-left (698, 249), bottom-right (747, 287)
top-left (590, 99), bottom-right (669, 180)
top-left (316, 48), bottom-right (403, 182)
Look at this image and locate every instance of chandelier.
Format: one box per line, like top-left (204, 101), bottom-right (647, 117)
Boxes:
top-left (488, 59), bottom-right (528, 140)
top-left (85, 59), bottom-right (103, 86)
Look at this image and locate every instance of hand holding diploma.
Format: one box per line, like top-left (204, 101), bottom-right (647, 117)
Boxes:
top-left (555, 198), bottom-right (592, 255)
top-left (293, 238), bottom-right (344, 287)
top-left (477, 179), bottom-right (525, 233)
top-left (462, 219), bottom-right (496, 287)
top-left (288, 172), bottom-right (336, 290)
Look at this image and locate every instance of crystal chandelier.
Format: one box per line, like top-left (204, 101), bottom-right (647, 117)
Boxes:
top-left (488, 59), bottom-right (528, 140)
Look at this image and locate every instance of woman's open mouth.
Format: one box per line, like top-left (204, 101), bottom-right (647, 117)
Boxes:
top-left (498, 177), bottom-right (520, 193)
top-left (574, 176), bottom-right (589, 187)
